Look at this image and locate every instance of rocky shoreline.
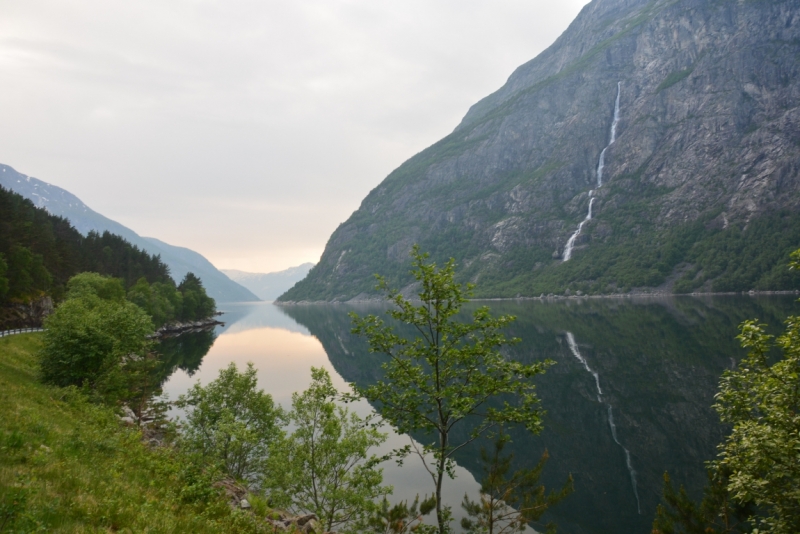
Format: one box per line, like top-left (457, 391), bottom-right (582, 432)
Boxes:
top-left (276, 289), bottom-right (800, 306)
top-left (149, 312), bottom-right (225, 339)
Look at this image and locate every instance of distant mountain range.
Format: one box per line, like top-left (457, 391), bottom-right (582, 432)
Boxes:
top-left (223, 263), bottom-right (315, 301)
top-left (0, 164), bottom-right (259, 303)
top-left (280, 0), bottom-right (800, 301)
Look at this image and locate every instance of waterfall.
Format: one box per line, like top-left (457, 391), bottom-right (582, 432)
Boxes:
top-left (562, 198), bottom-right (595, 262)
top-left (597, 82), bottom-right (622, 187)
top-left (562, 82), bottom-right (621, 261)
top-left (565, 331), bottom-right (641, 514)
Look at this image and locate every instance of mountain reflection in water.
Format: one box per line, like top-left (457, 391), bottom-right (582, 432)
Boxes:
top-left (161, 295), bottom-right (798, 534)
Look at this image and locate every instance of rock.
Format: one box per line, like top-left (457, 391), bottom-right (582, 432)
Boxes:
top-left (212, 477), bottom-right (248, 507)
top-left (296, 513), bottom-right (318, 526)
top-left (0, 295), bottom-right (53, 330)
top-left (262, 512), bottom-right (323, 533)
top-left (240, 499), bottom-right (251, 510)
top-left (118, 406), bottom-right (136, 425)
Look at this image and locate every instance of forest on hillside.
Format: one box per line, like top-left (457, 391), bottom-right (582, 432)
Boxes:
top-left (0, 186), bottom-right (214, 329)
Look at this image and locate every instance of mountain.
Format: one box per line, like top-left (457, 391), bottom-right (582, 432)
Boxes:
top-left (222, 263), bottom-right (315, 301)
top-left (0, 164), bottom-right (260, 303)
top-left (280, 0), bottom-right (800, 302)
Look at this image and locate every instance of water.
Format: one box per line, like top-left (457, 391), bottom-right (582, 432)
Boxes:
top-left (161, 295), bottom-right (798, 533)
top-left (566, 331), bottom-right (640, 514)
top-left (160, 301), bottom-right (490, 531)
top-left (563, 82), bottom-right (622, 261)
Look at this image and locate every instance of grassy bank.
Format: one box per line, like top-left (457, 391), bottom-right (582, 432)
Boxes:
top-left (0, 333), bottom-right (265, 533)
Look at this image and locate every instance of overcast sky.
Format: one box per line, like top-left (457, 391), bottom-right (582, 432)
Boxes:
top-left (1, 0), bottom-right (589, 273)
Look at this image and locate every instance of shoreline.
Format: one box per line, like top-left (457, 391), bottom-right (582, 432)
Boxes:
top-left (275, 290), bottom-right (800, 306)
top-left (150, 312), bottom-right (225, 339)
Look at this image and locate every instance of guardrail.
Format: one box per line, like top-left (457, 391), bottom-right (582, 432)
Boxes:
top-left (0, 327), bottom-right (44, 338)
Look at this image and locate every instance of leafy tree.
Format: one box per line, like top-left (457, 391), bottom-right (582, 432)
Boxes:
top-left (364, 495), bottom-right (437, 534)
top-left (127, 277), bottom-right (182, 328)
top-left (708, 317), bottom-right (800, 534)
top-left (654, 247), bottom-right (800, 533)
top-left (177, 362), bottom-right (284, 484)
top-left (100, 350), bottom-right (170, 427)
top-left (652, 468), bottom-right (753, 534)
top-left (39, 289), bottom-right (154, 388)
top-left (350, 247), bottom-right (553, 533)
top-left (66, 271), bottom-right (126, 302)
top-left (265, 367), bottom-right (390, 534)
top-left (461, 437), bottom-right (573, 534)
top-left (178, 272), bottom-right (215, 321)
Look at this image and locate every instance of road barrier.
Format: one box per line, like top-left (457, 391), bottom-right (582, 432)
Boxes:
top-left (0, 327), bottom-right (44, 338)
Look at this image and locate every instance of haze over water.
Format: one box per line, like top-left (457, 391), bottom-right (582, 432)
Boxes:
top-left (162, 295), bottom-right (799, 534)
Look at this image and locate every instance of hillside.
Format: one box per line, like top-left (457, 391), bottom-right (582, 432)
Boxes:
top-left (222, 263), bottom-right (315, 301)
top-left (0, 164), bottom-right (259, 303)
top-left (280, 0), bottom-right (800, 302)
top-left (0, 334), bottom-right (271, 532)
top-left (0, 185), bottom-right (180, 326)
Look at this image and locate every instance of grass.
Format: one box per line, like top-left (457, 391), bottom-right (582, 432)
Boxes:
top-left (0, 334), bottom-right (272, 533)
top-left (656, 67), bottom-right (694, 93)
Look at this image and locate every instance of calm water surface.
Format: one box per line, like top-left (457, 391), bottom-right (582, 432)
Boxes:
top-left (161, 295), bottom-right (798, 534)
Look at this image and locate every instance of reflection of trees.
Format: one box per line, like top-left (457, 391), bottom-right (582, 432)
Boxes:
top-left (280, 296), bottom-right (798, 534)
top-left (155, 328), bottom-right (217, 385)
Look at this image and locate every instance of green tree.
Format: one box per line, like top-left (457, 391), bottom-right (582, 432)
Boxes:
top-left (350, 247), bottom-right (553, 534)
top-left (177, 362), bottom-right (284, 484)
top-left (127, 277), bottom-right (182, 328)
top-left (65, 271), bottom-right (126, 302)
top-left (652, 468), bottom-right (753, 534)
top-left (461, 437), bottom-right (573, 534)
top-left (6, 245), bottom-right (51, 300)
top-left (709, 317), bottom-right (800, 534)
top-left (39, 290), bottom-right (154, 388)
top-left (264, 367), bottom-right (390, 534)
top-left (100, 350), bottom-right (170, 427)
top-left (178, 272), bottom-right (215, 321)
top-left (364, 495), bottom-right (437, 534)
top-left (653, 247), bottom-right (800, 534)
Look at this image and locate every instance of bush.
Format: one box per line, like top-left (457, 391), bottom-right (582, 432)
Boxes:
top-left (264, 367), bottom-right (390, 533)
top-left (39, 290), bottom-right (153, 388)
top-left (177, 362), bottom-right (284, 484)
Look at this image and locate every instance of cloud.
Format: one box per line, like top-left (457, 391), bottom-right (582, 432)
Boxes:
top-left (0, 0), bottom-right (589, 272)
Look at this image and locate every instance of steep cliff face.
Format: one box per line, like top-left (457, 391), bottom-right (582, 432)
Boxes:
top-left (282, 0), bottom-right (800, 302)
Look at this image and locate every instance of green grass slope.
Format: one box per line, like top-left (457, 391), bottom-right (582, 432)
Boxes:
top-left (0, 334), bottom-right (267, 533)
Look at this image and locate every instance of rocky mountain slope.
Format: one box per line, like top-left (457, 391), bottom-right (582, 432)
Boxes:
top-left (281, 0), bottom-right (800, 302)
top-left (222, 263), bottom-right (314, 301)
top-left (0, 164), bottom-right (259, 303)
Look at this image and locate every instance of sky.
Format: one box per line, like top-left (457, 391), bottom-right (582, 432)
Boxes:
top-left (0, 0), bottom-right (590, 274)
